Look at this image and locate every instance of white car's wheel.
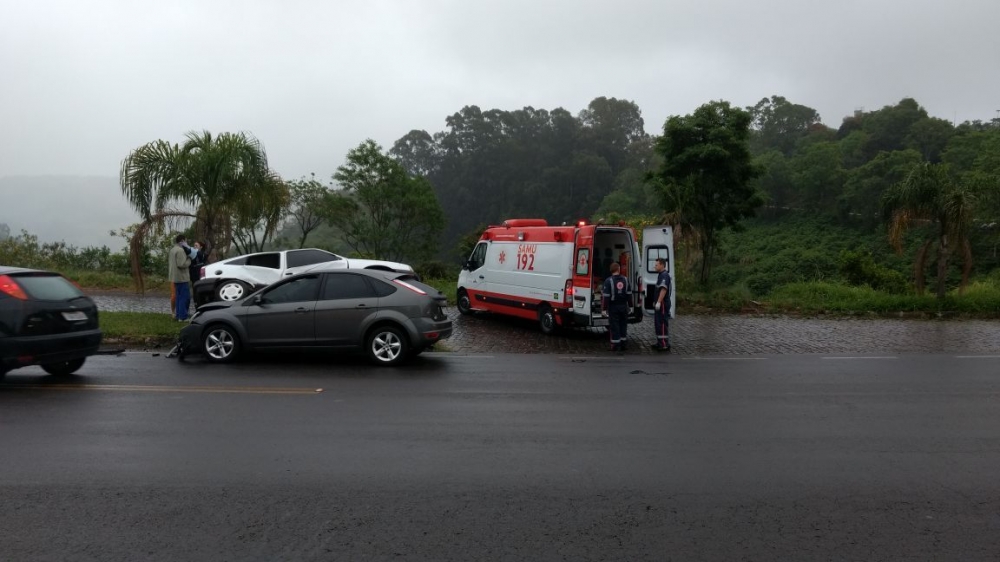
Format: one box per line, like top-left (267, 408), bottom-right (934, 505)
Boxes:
top-left (216, 280), bottom-right (250, 302)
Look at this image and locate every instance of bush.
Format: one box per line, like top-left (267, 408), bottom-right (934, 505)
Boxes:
top-left (838, 250), bottom-right (909, 294)
top-left (415, 260), bottom-right (459, 280)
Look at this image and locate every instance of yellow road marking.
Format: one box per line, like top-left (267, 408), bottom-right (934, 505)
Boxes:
top-left (1, 384), bottom-right (324, 395)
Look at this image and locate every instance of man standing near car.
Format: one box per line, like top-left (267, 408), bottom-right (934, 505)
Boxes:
top-left (651, 257), bottom-right (672, 352)
top-left (602, 262), bottom-right (632, 355)
top-left (169, 235), bottom-right (193, 321)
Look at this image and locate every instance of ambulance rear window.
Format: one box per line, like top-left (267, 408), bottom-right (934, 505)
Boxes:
top-left (646, 246), bottom-right (670, 273)
top-left (576, 248), bottom-right (589, 276)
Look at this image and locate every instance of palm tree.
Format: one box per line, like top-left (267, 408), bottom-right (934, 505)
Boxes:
top-left (120, 131), bottom-right (288, 289)
top-left (881, 162), bottom-right (977, 298)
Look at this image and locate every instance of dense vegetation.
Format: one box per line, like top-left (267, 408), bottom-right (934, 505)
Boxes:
top-left (2, 94), bottom-right (999, 315)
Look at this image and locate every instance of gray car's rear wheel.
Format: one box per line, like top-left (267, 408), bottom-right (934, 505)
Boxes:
top-left (203, 324), bottom-right (240, 363)
top-left (215, 280), bottom-right (250, 302)
top-left (41, 358), bottom-right (86, 377)
top-left (366, 325), bottom-right (408, 366)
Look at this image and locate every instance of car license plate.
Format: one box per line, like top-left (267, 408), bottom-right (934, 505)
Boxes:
top-left (593, 318), bottom-right (609, 327)
top-left (62, 311), bottom-right (87, 322)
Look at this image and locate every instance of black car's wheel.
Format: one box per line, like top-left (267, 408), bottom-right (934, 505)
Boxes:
top-left (215, 280), bottom-right (250, 302)
top-left (0, 367), bottom-right (8, 380)
top-left (202, 324), bottom-right (240, 363)
top-left (366, 325), bottom-right (409, 366)
top-left (41, 358), bottom-right (86, 377)
top-left (538, 306), bottom-right (558, 335)
top-left (457, 290), bottom-right (473, 315)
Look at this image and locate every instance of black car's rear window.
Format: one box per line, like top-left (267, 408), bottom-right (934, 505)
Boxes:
top-left (14, 274), bottom-right (84, 300)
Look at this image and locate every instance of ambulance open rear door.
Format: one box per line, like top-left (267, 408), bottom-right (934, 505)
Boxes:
top-left (641, 226), bottom-right (675, 319)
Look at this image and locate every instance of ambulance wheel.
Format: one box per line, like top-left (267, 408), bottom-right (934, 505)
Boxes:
top-left (538, 306), bottom-right (558, 335)
top-left (457, 290), bottom-right (473, 315)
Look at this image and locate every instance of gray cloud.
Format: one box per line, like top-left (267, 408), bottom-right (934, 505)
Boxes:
top-left (2, 0), bottom-right (998, 185)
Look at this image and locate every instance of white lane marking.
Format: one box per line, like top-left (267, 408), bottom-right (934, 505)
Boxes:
top-left (1, 384), bottom-right (323, 395)
top-left (822, 356), bottom-right (898, 360)
top-left (683, 357), bottom-right (768, 361)
top-left (954, 355), bottom-right (1000, 359)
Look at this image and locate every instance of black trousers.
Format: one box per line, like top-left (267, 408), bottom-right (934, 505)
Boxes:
top-left (608, 303), bottom-right (629, 349)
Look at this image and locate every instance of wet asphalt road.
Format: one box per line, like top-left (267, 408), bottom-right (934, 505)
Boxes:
top-left (90, 291), bottom-right (1000, 356)
top-left (2, 352), bottom-right (1000, 561)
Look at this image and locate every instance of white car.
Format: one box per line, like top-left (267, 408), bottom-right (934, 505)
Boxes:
top-left (192, 248), bottom-right (416, 305)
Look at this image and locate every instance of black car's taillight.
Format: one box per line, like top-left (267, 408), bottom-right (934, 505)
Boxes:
top-left (0, 275), bottom-right (28, 300)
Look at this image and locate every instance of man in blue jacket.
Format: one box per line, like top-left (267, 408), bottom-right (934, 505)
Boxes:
top-left (602, 262), bottom-right (632, 355)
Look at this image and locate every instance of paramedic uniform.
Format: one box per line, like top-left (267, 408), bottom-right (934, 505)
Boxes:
top-left (654, 270), bottom-right (672, 350)
top-left (602, 273), bottom-right (632, 352)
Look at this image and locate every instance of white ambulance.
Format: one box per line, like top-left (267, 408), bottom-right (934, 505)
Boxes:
top-left (456, 218), bottom-right (675, 334)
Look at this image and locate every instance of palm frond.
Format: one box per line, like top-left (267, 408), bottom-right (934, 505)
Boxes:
top-left (120, 140), bottom-right (181, 218)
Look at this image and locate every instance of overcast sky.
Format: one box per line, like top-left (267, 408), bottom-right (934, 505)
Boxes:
top-left (2, 0), bottom-right (998, 183)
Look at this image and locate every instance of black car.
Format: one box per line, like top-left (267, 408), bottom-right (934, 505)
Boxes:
top-left (0, 267), bottom-right (102, 378)
top-left (179, 268), bottom-right (452, 366)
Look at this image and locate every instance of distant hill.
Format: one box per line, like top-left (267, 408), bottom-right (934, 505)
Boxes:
top-left (0, 175), bottom-right (138, 250)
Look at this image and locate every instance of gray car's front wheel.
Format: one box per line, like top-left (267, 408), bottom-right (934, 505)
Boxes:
top-left (203, 324), bottom-right (240, 363)
top-left (366, 326), bottom-right (409, 366)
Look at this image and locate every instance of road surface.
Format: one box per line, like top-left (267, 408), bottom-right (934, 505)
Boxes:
top-left (2, 352), bottom-right (998, 561)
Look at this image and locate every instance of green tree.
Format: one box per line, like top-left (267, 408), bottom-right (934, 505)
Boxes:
top-left (841, 149), bottom-right (923, 225)
top-left (329, 140), bottom-right (445, 263)
top-left (748, 95), bottom-right (822, 155)
top-left (595, 167), bottom-right (661, 217)
top-left (753, 150), bottom-right (794, 214)
top-left (230, 175), bottom-right (290, 254)
top-left (859, 98), bottom-right (928, 160)
top-left (390, 130), bottom-right (439, 177)
top-left (904, 117), bottom-right (955, 162)
top-left (653, 100), bottom-right (763, 285)
top-left (578, 96), bottom-right (649, 175)
top-left (882, 162), bottom-right (978, 298)
top-left (284, 174), bottom-right (331, 248)
top-left (119, 131), bottom-right (286, 288)
top-left (790, 141), bottom-right (846, 214)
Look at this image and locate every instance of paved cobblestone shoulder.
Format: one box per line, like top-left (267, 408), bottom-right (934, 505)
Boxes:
top-left (90, 293), bottom-right (1000, 356)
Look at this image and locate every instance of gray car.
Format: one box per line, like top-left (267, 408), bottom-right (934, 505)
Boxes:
top-left (178, 269), bottom-right (451, 366)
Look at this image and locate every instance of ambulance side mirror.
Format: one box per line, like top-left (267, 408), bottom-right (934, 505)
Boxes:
top-left (464, 260), bottom-right (474, 271)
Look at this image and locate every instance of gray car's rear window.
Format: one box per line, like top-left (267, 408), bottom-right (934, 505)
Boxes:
top-left (14, 274), bottom-right (84, 300)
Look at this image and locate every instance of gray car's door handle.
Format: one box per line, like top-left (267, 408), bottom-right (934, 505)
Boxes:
top-left (355, 304), bottom-right (368, 309)
top-left (478, 275), bottom-right (484, 279)
top-left (294, 307), bottom-right (309, 314)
